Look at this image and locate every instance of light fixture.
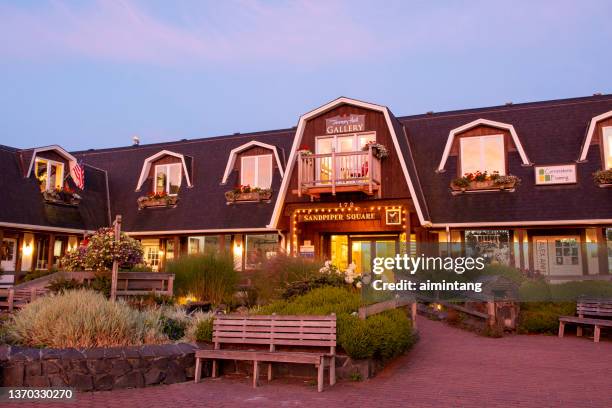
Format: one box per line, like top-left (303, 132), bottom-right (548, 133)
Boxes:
top-left (22, 243), bottom-right (33, 256)
top-left (233, 243), bottom-right (242, 257)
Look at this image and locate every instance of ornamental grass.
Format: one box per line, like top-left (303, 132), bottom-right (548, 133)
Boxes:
top-left (6, 289), bottom-right (167, 348)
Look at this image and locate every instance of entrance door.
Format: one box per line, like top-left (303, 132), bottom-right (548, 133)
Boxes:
top-left (348, 236), bottom-right (399, 276)
top-left (1, 238), bottom-right (17, 271)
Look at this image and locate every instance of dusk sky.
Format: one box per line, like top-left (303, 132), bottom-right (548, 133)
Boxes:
top-left (1, 0), bottom-right (611, 151)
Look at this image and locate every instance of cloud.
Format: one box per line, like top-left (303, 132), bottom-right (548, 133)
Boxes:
top-left (0, 0), bottom-right (609, 67)
top-left (0, 0), bottom-right (380, 66)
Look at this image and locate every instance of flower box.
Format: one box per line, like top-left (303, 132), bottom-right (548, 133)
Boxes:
top-left (225, 190), bottom-right (273, 203)
top-left (137, 195), bottom-right (178, 210)
top-left (593, 169), bottom-right (612, 187)
top-left (42, 189), bottom-right (81, 206)
top-left (450, 172), bottom-right (519, 194)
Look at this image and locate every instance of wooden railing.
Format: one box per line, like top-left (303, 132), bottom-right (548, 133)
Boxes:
top-left (358, 297), bottom-right (418, 328)
top-left (0, 271), bottom-right (175, 311)
top-left (297, 146), bottom-right (381, 197)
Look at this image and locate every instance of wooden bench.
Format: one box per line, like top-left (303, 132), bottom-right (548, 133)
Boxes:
top-left (558, 299), bottom-right (612, 342)
top-left (194, 314), bottom-right (336, 392)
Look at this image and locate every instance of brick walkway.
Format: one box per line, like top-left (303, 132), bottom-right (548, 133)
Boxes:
top-left (23, 318), bottom-right (612, 407)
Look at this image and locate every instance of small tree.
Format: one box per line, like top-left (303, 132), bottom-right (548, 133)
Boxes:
top-left (61, 227), bottom-right (143, 271)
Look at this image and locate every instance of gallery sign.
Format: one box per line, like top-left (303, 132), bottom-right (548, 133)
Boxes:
top-left (325, 114), bottom-right (365, 134)
top-left (534, 164), bottom-right (577, 185)
top-left (299, 212), bottom-right (379, 222)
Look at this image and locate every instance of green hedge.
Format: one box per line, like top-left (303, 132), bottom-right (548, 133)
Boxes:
top-left (518, 302), bottom-right (576, 334)
top-left (259, 287), bottom-right (416, 361)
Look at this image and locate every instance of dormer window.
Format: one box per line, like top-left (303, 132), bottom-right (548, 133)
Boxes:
top-left (35, 157), bottom-right (64, 192)
top-left (603, 126), bottom-right (612, 169)
top-left (241, 155), bottom-right (272, 189)
top-left (460, 134), bottom-right (505, 175)
top-left (155, 163), bottom-right (181, 195)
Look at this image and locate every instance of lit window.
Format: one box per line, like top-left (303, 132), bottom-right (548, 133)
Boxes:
top-left (245, 234), bottom-right (279, 269)
top-left (34, 158), bottom-right (64, 192)
top-left (460, 135), bottom-right (505, 175)
top-left (241, 155), bottom-right (272, 189)
top-left (155, 163), bottom-right (181, 195)
top-left (603, 126), bottom-right (612, 169)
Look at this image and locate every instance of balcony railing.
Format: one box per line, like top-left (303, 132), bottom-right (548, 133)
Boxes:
top-left (296, 146), bottom-right (381, 198)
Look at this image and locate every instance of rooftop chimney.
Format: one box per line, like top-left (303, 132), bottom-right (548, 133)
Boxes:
top-left (132, 135), bottom-right (140, 146)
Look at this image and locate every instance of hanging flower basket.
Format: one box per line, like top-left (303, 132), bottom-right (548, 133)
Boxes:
top-left (451, 171), bottom-right (520, 193)
top-left (225, 185), bottom-right (273, 203)
top-left (137, 192), bottom-right (178, 209)
top-left (362, 142), bottom-right (389, 159)
top-left (593, 169), bottom-right (612, 187)
top-left (42, 187), bottom-right (81, 206)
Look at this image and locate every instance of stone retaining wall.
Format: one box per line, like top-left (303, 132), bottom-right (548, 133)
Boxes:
top-left (0, 343), bottom-right (202, 391)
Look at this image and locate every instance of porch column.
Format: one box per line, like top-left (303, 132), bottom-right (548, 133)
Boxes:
top-left (404, 208), bottom-right (411, 255)
top-left (517, 229), bottom-right (526, 271)
top-left (527, 233), bottom-right (535, 272)
top-left (579, 229), bottom-right (589, 276)
top-left (219, 234), bottom-right (226, 253)
top-left (173, 236), bottom-right (181, 259)
top-left (48, 233), bottom-right (55, 271)
top-left (596, 228), bottom-right (609, 274)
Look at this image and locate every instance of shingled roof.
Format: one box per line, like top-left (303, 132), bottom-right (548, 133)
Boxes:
top-left (0, 145), bottom-right (110, 232)
top-left (398, 94), bottom-right (612, 225)
top-left (73, 129), bottom-right (294, 233)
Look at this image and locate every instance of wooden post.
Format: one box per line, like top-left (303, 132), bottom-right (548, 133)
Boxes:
top-left (331, 148), bottom-right (336, 196)
top-left (486, 301), bottom-right (496, 327)
top-left (297, 151), bottom-right (303, 197)
top-left (110, 215), bottom-right (122, 302)
top-left (47, 233), bottom-right (55, 271)
top-left (411, 302), bottom-right (418, 329)
top-left (167, 275), bottom-right (174, 296)
top-left (517, 229), bottom-right (525, 271)
top-left (8, 288), bottom-right (14, 312)
top-left (173, 236), bottom-right (181, 259)
top-left (596, 228), bottom-right (609, 274)
top-left (368, 145), bottom-right (374, 195)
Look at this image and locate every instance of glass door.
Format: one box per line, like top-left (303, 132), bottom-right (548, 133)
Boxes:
top-left (0, 238), bottom-right (17, 271)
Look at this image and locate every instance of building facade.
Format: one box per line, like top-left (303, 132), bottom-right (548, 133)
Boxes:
top-left (1, 95), bottom-right (611, 284)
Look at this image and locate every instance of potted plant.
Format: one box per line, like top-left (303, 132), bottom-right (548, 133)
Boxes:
top-left (362, 141), bottom-right (389, 159)
top-left (593, 169), bottom-right (612, 187)
top-left (137, 191), bottom-right (178, 209)
top-left (297, 145), bottom-right (313, 156)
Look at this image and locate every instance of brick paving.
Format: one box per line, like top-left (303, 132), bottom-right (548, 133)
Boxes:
top-left (22, 318), bottom-right (612, 407)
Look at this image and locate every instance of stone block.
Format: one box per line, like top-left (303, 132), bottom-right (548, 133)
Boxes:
top-left (163, 361), bottom-right (186, 384)
top-left (2, 364), bottom-right (24, 386)
top-left (25, 361), bottom-right (42, 377)
top-left (114, 371), bottom-right (144, 389)
top-left (25, 375), bottom-right (50, 387)
top-left (68, 373), bottom-right (94, 391)
top-left (144, 367), bottom-right (164, 385)
top-left (94, 374), bottom-right (114, 391)
top-left (110, 359), bottom-right (131, 376)
top-left (42, 360), bottom-right (61, 374)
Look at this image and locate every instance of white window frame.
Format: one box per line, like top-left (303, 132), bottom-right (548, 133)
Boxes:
top-left (34, 157), bottom-right (65, 191)
top-left (459, 134), bottom-right (506, 176)
top-left (154, 163), bottom-right (182, 195)
top-left (315, 132), bottom-right (376, 154)
top-left (603, 126), bottom-right (612, 170)
top-left (240, 154), bottom-right (273, 189)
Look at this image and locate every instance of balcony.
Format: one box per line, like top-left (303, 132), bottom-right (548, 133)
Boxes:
top-left (295, 147), bottom-right (381, 198)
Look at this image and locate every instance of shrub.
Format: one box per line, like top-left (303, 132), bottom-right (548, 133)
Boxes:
top-left (250, 254), bottom-right (322, 303)
top-left (167, 252), bottom-right (238, 305)
top-left (47, 273), bottom-right (111, 297)
top-left (258, 287), bottom-right (415, 360)
top-left (6, 290), bottom-right (166, 348)
top-left (23, 269), bottom-right (56, 282)
top-left (519, 279), bottom-right (612, 302)
top-left (193, 315), bottom-right (214, 342)
top-left (281, 273), bottom-right (347, 300)
top-left (518, 302), bottom-right (576, 334)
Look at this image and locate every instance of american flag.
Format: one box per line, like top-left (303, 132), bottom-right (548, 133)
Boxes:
top-left (70, 160), bottom-right (85, 190)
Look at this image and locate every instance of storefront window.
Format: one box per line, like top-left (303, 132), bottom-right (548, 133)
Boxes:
top-left (35, 236), bottom-right (49, 270)
top-left (141, 239), bottom-right (161, 271)
top-left (465, 230), bottom-right (510, 265)
top-left (188, 236), bottom-right (222, 254)
top-left (165, 239), bottom-right (175, 262)
top-left (604, 127), bottom-right (612, 169)
top-left (554, 238), bottom-right (579, 265)
top-left (331, 235), bottom-right (348, 271)
top-left (245, 234), bottom-right (279, 269)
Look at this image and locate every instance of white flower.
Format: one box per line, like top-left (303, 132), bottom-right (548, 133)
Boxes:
top-left (356, 282), bottom-right (362, 288)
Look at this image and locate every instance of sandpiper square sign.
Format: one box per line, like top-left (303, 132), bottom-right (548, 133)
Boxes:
top-left (535, 164), bottom-right (577, 185)
top-left (325, 114), bottom-right (365, 134)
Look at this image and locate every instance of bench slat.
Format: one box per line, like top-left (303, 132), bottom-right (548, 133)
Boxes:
top-left (196, 350), bottom-right (323, 364)
top-left (213, 337), bottom-right (335, 347)
top-left (211, 326), bottom-right (335, 334)
top-left (214, 320), bottom-right (336, 328)
top-left (213, 332), bottom-right (335, 340)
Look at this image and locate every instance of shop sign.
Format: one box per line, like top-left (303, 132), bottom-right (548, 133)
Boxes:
top-left (535, 239), bottom-right (549, 274)
top-left (299, 240), bottom-right (315, 258)
top-left (535, 164), bottom-right (577, 185)
top-left (299, 212), bottom-right (380, 222)
top-left (325, 114), bottom-right (365, 134)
